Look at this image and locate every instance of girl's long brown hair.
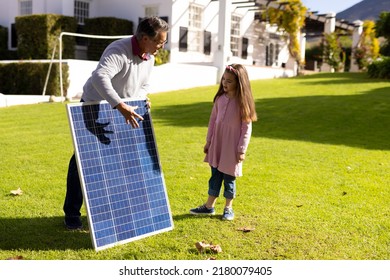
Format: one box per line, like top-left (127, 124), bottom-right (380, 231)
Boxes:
top-left (214, 64), bottom-right (257, 122)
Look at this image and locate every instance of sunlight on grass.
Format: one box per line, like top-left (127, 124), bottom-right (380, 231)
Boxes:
top-left (0, 72), bottom-right (389, 260)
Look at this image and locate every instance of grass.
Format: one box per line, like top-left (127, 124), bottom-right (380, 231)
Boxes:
top-left (0, 72), bottom-right (390, 260)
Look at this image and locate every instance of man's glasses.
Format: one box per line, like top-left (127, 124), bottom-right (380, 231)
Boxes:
top-left (154, 39), bottom-right (167, 48)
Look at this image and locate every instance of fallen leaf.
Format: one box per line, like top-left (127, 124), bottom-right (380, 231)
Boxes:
top-left (195, 241), bottom-right (222, 254)
top-left (210, 244), bottom-right (222, 253)
top-left (237, 227), bottom-right (255, 232)
top-left (10, 187), bottom-right (23, 196)
top-left (6, 256), bottom-right (24, 260)
top-left (195, 241), bottom-right (209, 253)
top-left (342, 191), bottom-right (347, 196)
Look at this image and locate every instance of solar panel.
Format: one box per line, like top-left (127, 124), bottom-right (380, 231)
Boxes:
top-left (66, 98), bottom-right (173, 251)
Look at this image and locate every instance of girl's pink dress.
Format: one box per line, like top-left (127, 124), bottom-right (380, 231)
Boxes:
top-left (204, 94), bottom-right (252, 177)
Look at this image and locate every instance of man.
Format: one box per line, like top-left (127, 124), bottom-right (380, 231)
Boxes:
top-left (64, 16), bottom-right (169, 230)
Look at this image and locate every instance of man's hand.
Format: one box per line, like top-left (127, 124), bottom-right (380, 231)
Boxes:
top-left (146, 97), bottom-right (152, 109)
top-left (116, 102), bottom-right (144, 128)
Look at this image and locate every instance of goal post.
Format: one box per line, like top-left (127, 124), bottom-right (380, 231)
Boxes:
top-left (43, 32), bottom-right (130, 100)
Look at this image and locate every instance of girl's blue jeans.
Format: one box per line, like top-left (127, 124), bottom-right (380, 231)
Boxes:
top-left (208, 167), bottom-right (236, 199)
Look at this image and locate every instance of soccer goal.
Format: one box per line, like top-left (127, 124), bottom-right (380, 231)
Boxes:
top-left (42, 32), bottom-right (130, 101)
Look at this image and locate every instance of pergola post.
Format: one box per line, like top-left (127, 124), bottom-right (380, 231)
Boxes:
top-left (214, 0), bottom-right (232, 83)
top-left (350, 20), bottom-right (363, 72)
top-left (320, 12), bottom-right (336, 72)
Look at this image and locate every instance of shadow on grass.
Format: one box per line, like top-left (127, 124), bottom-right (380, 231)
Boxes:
top-left (292, 72), bottom-right (377, 85)
top-left (152, 101), bottom-right (212, 127)
top-left (152, 86), bottom-right (390, 150)
top-left (172, 213), bottom-right (222, 221)
top-left (0, 216), bottom-right (92, 251)
top-left (0, 214), bottom-right (218, 252)
top-left (255, 86), bottom-right (390, 150)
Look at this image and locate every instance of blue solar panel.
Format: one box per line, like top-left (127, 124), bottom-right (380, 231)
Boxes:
top-left (66, 98), bottom-right (173, 251)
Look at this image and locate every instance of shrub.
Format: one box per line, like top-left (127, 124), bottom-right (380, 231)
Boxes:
top-left (154, 49), bottom-right (170, 65)
top-left (367, 57), bottom-right (390, 79)
top-left (84, 17), bottom-right (133, 61)
top-left (0, 62), bottom-right (69, 96)
top-left (322, 33), bottom-right (346, 72)
top-left (376, 12), bottom-right (390, 56)
top-left (0, 25), bottom-right (7, 50)
top-left (353, 20), bottom-right (380, 71)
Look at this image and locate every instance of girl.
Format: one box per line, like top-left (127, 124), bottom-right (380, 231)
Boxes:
top-left (190, 64), bottom-right (257, 220)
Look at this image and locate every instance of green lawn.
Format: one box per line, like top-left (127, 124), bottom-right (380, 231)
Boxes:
top-left (0, 72), bottom-right (389, 260)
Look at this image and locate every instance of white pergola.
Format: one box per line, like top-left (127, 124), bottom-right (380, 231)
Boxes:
top-left (213, 0), bottom-right (363, 76)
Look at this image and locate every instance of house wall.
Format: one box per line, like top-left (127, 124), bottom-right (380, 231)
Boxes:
top-left (170, 0), bottom-right (218, 63)
top-left (1, 0), bottom-right (17, 50)
top-left (1, 0), bottom-right (291, 72)
top-left (252, 22), bottom-right (290, 68)
top-left (91, 0), bottom-right (173, 47)
top-left (94, 0), bottom-right (142, 20)
top-left (2, 0), bottom-right (68, 49)
top-left (234, 8), bottom-right (256, 65)
top-left (33, 0), bottom-right (63, 14)
top-left (169, 0), bottom-right (256, 65)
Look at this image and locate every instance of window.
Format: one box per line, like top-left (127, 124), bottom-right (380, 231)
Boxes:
top-left (11, 23), bottom-right (17, 48)
top-left (189, 4), bottom-right (202, 29)
top-left (265, 43), bottom-right (275, 66)
top-left (269, 43), bottom-right (274, 66)
top-left (74, 0), bottom-right (90, 24)
top-left (20, 0), bottom-right (32, 15)
top-left (74, 1), bottom-right (90, 46)
top-left (230, 15), bottom-right (241, 57)
top-left (187, 4), bottom-right (203, 52)
top-left (241, 37), bottom-right (248, 59)
top-left (204, 31), bottom-right (211, 55)
top-left (179, 27), bottom-right (188, 52)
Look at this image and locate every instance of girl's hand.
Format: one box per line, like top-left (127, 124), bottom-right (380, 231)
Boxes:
top-left (238, 153), bottom-right (245, 162)
top-left (203, 144), bottom-right (208, 154)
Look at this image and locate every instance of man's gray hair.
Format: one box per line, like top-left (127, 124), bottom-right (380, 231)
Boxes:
top-left (135, 17), bottom-right (169, 40)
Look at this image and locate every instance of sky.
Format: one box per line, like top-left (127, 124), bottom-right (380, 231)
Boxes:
top-left (300, 0), bottom-right (364, 14)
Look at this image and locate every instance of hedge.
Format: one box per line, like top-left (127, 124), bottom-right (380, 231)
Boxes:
top-left (0, 25), bottom-right (17, 60)
top-left (0, 62), bottom-right (69, 96)
top-left (15, 14), bottom-right (77, 59)
top-left (84, 17), bottom-right (133, 61)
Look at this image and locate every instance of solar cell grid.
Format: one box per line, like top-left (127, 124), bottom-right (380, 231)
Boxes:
top-left (67, 98), bottom-right (173, 251)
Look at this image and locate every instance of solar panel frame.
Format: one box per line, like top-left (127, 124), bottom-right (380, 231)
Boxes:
top-left (66, 98), bottom-right (173, 251)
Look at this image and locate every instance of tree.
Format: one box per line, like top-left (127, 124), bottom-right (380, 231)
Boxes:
top-left (322, 32), bottom-right (346, 72)
top-left (375, 11), bottom-right (390, 56)
top-left (265, 0), bottom-right (307, 73)
top-left (353, 20), bottom-right (380, 71)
